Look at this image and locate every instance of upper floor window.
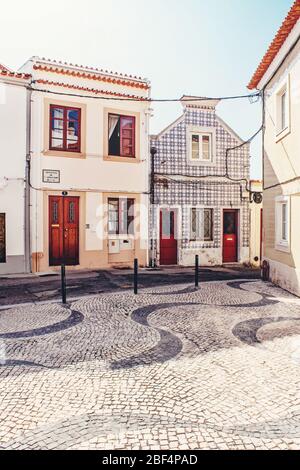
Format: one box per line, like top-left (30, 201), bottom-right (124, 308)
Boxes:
top-left (190, 208), bottom-right (213, 241)
top-left (50, 105), bottom-right (81, 152)
top-left (280, 91), bottom-right (287, 131)
top-left (108, 114), bottom-right (135, 158)
top-left (108, 198), bottom-right (135, 235)
top-left (275, 196), bottom-right (290, 252)
top-left (281, 202), bottom-right (288, 242)
top-left (190, 132), bottom-right (212, 162)
top-left (276, 78), bottom-right (290, 139)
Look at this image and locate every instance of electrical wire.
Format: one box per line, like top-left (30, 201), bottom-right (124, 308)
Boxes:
top-left (154, 125), bottom-right (263, 194)
top-left (29, 83), bottom-right (261, 103)
top-left (27, 83), bottom-right (262, 199)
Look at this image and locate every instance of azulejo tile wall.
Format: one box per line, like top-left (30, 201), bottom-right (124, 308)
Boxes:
top-left (150, 105), bottom-right (250, 266)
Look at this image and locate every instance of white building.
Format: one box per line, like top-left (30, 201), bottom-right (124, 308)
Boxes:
top-left (248, 1), bottom-right (300, 295)
top-left (19, 57), bottom-right (151, 272)
top-left (0, 65), bottom-right (31, 274)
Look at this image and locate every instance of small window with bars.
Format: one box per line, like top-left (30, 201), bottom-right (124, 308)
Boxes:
top-left (190, 208), bottom-right (213, 241)
top-left (108, 198), bottom-right (135, 235)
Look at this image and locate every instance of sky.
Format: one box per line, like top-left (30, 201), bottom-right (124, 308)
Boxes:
top-left (0, 0), bottom-right (294, 178)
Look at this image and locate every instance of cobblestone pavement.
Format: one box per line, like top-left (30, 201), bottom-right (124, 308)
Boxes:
top-left (0, 265), bottom-right (260, 306)
top-left (0, 279), bottom-right (300, 450)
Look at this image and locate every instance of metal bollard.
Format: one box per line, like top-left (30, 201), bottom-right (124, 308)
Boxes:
top-left (61, 264), bottom-right (67, 304)
top-left (195, 255), bottom-right (199, 288)
top-left (134, 258), bottom-right (138, 295)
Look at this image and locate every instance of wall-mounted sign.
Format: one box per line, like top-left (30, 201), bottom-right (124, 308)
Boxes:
top-left (42, 170), bottom-right (60, 184)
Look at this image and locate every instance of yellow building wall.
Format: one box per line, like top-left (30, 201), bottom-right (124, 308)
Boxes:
top-left (263, 38), bottom-right (300, 295)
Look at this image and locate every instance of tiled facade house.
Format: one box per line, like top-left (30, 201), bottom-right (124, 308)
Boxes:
top-left (150, 96), bottom-right (250, 267)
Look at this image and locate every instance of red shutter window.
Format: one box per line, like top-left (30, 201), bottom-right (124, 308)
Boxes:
top-left (120, 116), bottom-right (135, 157)
top-left (50, 105), bottom-right (81, 152)
top-left (108, 114), bottom-right (135, 158)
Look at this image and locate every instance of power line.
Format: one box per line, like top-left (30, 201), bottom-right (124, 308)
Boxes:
top-left (153, 125), bottom-right (263, 193)
top-left (29, 84), bottom-right (261, 103)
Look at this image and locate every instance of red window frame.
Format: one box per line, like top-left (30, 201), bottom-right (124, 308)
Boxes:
top-left (49, 105), bottom-right (81, 153)
top-left (108, 114), bottom-right (136, 158)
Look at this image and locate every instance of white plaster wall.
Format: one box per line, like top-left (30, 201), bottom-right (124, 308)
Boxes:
top-left (249, 203), bottom-right (262, 266)
top-left (267, 258), bottom-right (300, 298)
top-left (240, 247), bottom-right (250, 264)
top-left (85, 192), bottom-right (103, 251)
top-left (0, 82), bottom-right (27, 261)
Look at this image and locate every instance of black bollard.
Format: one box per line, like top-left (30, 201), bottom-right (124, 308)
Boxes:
top-left (195, 255), bottom-right (199, 288)
top-left (61, 264), bottom-right (67, 304)
top-left (134, 258), bottom-right (138, 295)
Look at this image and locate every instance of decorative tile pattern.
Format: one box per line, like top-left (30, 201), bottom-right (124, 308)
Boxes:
top-left (150, 107), bottom-right (250, 261)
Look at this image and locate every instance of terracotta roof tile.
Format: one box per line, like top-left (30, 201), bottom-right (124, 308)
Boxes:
top-left (248, 0), bottom-right (300, 89)
top-left (32, 58), bottom-right (149, 90)
top-left (37, 57), bottom-right (146, 81)
top-left (34, 79), bottom-right (149, 100)
top-left (0, 68), bottom-right (31, 80)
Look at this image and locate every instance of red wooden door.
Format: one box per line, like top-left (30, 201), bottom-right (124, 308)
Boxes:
top-left (49, 196), bottom-right (79, 266)
top-left (223, 210), bottom-right (238, 263)
top-left (160, 209), bottom-right (177, 265)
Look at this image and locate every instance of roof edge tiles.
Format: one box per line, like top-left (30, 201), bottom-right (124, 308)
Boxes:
top-left (248, 0), bottom-right (300, 89)
top-left (34, 79), bottom-right (148, 100)
top-left (31, 57), bottom-right (149, 90)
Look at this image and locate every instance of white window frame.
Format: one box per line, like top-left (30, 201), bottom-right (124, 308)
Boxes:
top-left (190, 207), bottom-right (214, 242)
top-left (191, 133), bottom-right (212, 161)
top-left (275, 76), bottom-right (290, 141)
top-left (275, 195), bottom-right (290, 252)
top-left (187, 126), bottom-right (216, 165)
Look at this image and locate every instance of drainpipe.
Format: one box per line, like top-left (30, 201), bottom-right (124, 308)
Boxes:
top-left (24, 86), bottom-right (32, 273)
top-left (150, 146), bottom-right (157, 267)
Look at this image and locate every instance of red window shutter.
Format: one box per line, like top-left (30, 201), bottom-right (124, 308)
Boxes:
top-left (120, 116), bottom-right (135, 157)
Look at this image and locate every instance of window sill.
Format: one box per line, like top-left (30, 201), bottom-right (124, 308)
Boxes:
top-left (43, 150), bottom-right (86, 159)
top-left (189, 240), bottom-right (214, 244)
top-left (276, 126), bottom-right (291, 143)
top-left (104, 155), bottom-right (140, 164)
top-left (108, 234), bottom-right (135, 240)
top-left (188, 160), bottom-right (216, 167)
top-left (275, 242), bottom-right (290, 253)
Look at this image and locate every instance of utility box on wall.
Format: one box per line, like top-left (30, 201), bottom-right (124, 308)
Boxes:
top-left (109, 239), bottom-right (120, 254)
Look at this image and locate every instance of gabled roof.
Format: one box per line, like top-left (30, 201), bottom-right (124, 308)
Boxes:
top-left (248, 0), bottom-right (300, 89)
